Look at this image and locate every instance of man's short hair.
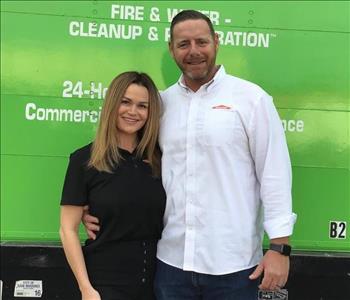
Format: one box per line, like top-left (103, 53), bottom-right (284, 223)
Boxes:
top-left (170, 10), bottom-right (215, 41)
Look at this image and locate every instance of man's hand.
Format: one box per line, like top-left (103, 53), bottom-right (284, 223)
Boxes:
top-left (249, 250), bottom-right (290, 291)
top-left (82, 206), bottom-right (100, 240)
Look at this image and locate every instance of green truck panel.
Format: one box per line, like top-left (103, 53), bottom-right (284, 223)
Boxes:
top-left (1, 1), bottom-right (349, 254)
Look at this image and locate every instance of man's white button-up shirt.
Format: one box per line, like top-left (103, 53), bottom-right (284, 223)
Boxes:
top-left (157, 66), bottom-right (297, 275)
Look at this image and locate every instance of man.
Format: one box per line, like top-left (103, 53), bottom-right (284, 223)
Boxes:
top-left (84, 10), bottom-right (296, 300)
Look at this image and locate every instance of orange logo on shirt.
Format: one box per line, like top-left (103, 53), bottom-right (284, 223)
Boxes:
top-left (212, 104), bottom-right (232, 110)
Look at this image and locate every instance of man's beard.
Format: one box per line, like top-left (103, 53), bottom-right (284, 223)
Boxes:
top-left (185, 68), bottom-right (209, 81)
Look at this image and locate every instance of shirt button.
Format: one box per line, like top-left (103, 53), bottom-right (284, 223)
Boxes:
top-left (141, 278), bottom-right (146, 283)
top-left (144, 250), bottom-right (147, 255)
top-left (143, 268), bottom-right (146, 273)
top-left (144, 259), bottom-right (147, 264)
top-left (142, 241), bottom-right (146, 246)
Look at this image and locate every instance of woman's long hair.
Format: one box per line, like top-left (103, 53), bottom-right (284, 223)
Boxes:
top-left (88, 71), bottom-right (161, 176)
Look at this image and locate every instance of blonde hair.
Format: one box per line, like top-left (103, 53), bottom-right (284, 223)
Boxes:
top-left (88, 72), bottom-right (161, 176)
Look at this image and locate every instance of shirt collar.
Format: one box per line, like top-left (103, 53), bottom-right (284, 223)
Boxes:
top-left (118, 147), bottom-right (137, 158)
top-left (177, 65), bottom-right (226, 93)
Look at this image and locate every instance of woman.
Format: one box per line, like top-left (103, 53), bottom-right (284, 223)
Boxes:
top-left (59, 72), bottom-right (166, 300)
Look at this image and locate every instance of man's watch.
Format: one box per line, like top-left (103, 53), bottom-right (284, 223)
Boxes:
top-left (269, 243), bottom-right (292, 256)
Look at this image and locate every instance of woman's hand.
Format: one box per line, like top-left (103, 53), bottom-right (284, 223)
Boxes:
top-left (81, 287), bottom-right (101, 300)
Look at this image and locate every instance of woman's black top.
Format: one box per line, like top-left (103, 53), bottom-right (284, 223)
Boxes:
top-left (60, 143), bottom-right (166, 297)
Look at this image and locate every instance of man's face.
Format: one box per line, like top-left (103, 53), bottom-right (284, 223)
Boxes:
top-left (169, 19), bottom-right (219, 90)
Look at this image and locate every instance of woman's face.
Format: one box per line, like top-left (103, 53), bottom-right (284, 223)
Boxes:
top-left (116, 83), bottom-right (149, 139)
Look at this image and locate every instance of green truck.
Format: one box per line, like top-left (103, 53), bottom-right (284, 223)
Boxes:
top-left (1, 1), bottom-right (349, 299)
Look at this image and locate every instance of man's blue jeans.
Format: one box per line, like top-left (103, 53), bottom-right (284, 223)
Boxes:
top-left (154, 259), bottom-right (259, 300)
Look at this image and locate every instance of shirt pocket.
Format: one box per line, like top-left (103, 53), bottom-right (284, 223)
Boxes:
top-left (198, 108), bottom-right (241, 147)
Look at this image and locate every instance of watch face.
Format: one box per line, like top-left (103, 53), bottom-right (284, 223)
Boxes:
top-left (282, 245), bottom-right (291, 255)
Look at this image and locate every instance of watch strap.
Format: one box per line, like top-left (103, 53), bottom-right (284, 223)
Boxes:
top-left (269, 243), bottom-right (291, 256)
